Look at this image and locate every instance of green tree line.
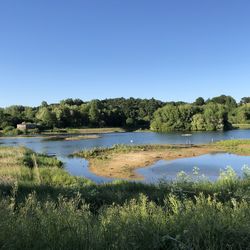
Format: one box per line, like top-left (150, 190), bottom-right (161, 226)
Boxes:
top-left (0, 95), bottom-right (250, 132)
top-left (0, 98), bottom-right (164, 131)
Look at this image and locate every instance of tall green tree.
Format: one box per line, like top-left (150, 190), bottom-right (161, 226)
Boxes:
top-left (211, 95), bottom-right (237, 112)
top-left (36, 107), bottom-right (57, 128)
top-left (194, 97), bottom-right (205, 106)
top-left (240, 97), bottom-right (250, 105)
top-left (151, 104), bottom-right (198, 132)
top-left (151, 103), bottom-right (230, 132)
top-left (89, 100), bottom-right (103, 127)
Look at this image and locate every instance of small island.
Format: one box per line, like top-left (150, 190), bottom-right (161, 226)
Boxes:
top-left (72, 140), bottom-right (250, 179)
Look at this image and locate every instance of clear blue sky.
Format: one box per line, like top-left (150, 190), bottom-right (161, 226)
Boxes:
top-left (0, 0), bottom-right (250, 107)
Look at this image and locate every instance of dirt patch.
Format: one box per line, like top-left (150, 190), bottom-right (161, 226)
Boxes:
top-left (88, 145), bottom-right (221, 179)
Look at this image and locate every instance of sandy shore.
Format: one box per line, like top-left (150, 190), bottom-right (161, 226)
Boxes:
top-left (87, 145), bottom-right (224, 179)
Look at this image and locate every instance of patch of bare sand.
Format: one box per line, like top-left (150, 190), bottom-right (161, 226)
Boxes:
top-left (88, 146), bottom-right (220, 179)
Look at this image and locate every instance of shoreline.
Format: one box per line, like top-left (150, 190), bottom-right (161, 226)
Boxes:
top-left (73, 141), bottom-right (250, 179)
top-left (0, 127), bottom-right (127, 139)
top-left (1, 125), bottom-right (250, 139)
top-left (0, 134), bottom-right (102, 140)
top-left (88, 145), bottom-right (220, 179)
top-left (72, 144), bottom-right (219, 179)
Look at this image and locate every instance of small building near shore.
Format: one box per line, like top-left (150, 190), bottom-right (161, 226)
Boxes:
top-left (17, 122), bottom-right (37, 131)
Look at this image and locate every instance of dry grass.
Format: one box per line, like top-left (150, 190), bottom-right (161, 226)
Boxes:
top-left (70, 127), bottom-right (125, 134)
top-left (42, 127), bottom-right (125, 135)
top-left (0, 127), bottom-right (125, 139)
top-left (232, 124), bottom-right (250, 129)
top-left (64, 135), bottom-right (101, 141)
top-left (0, 146), bottom-right (25, 168)
top-left (0, 146), bottom-right (27, 184)
top-left (0, 146), bottom-right (92, 189)
top-left (215, 139), bottom-right (250, 155)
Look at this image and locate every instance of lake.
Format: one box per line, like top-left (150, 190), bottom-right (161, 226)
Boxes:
top-left (136, 153), bottom-right (250, 183)
top-left (1, 129), bottom-right (250, 183)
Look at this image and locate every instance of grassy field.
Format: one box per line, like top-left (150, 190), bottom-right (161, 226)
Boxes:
top-left (0, 144), bottom-right (250, 249)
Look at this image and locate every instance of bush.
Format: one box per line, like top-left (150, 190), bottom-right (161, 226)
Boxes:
top-left (2, 126), bottom-right (24, 136)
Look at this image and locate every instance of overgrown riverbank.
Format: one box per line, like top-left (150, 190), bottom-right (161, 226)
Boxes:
top-left (0, 146), bottom-right (92, 189)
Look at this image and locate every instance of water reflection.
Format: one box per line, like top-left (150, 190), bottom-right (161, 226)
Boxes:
top-left (136, 153), bottom-right (250, 183)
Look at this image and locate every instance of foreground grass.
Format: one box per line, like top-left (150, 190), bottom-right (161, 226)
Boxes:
top-left (1, 191), bottom-right (250, 250)
top-left (1, 171), bottom-right (250, 250)
top-left (1, 144), bottom-right (250, 249)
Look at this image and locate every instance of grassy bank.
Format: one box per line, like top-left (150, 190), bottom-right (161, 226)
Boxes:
top-left (0, 146), bottom-right (92, 190)
top-left (0, 145), bottom-right (250, 249)
top-left (42, 127), bottom-right (126, 135)
top-left (64, 134), bottom-right (101, 141)
top-left (233, 123), bottom-right (250, 129)
top-left (0, 127), bottom-right (126, 138)
top-left (216, 139), bottom-right (250, 155)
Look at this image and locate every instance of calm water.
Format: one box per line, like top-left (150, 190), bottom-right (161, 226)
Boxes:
top-left (1, 130), bottom-right (250, 183)
top-left (136, 153), bottom-right (250, 183)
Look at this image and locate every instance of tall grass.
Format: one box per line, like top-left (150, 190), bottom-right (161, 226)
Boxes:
top-left (0, 191), bottom-right (249, 250)
top-left (0, 146), bottom-right (91, 190)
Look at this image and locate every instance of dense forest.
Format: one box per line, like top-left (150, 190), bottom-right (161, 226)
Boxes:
top-left (0, 95), bottom-right (250, 134)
